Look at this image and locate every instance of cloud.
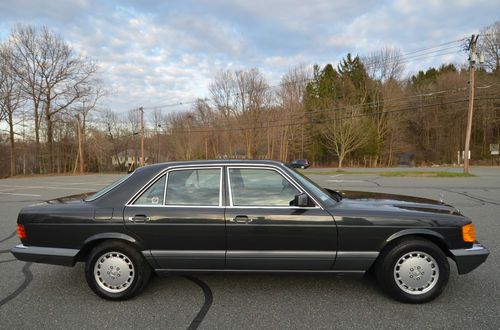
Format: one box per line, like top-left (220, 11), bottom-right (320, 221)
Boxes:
top-left (0, 0), bottom-right (498, 112)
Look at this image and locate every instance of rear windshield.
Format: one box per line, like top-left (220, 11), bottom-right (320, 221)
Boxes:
top-left (84, 172), bottom-right (134, 201)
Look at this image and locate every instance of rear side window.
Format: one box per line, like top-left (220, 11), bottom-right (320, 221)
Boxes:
top-left (133, 175), bottom-right (166, 205)
top-left (165, 168), bottom-right (221, 206)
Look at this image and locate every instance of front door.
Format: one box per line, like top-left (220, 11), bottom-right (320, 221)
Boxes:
top-left (124, 167), bottom-right (225, 269)
top-left (225, 166), bottom-right (337, 270)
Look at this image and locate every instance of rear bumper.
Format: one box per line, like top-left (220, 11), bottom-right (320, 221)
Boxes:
top-left (450, 243), bottom-right (489, 275)
top-left (11, 244), bottom-right (79, 267)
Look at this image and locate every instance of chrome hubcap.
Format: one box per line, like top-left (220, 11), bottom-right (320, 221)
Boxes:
top-left (94, 251), bottom-right (135, 293)
top-left (393, 251), bottom-right (439, 295)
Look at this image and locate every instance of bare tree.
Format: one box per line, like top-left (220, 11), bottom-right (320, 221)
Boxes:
top-left (276, 65), bottom-right (310, 161)
top-left (9, 25), bottom-right (98, 172)
top-left (234, 68), bottom-right (271, 158)
top-left (363, 47), bottom-right (405, 82)
top-left (0, 41), bottom-right (24, 176)
top-left (209, 69), bottom-right (237, 156)
top-left (37, 28), bottom-right (98, 172)
top-left (8, 25), bottom-right (44, 171)
top-left (73, 82), bottom-right (105, 172)
top-left (479, 21), bottom-right (500, 74)
top-left (321, 107), bottom-right (368, 169)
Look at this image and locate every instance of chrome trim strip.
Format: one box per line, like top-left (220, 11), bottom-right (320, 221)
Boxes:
top-left (156, 269), bottom-right (365, 274)
top-left (150, 250), bottom-right (225, 258)
top-left (125, 162), bottom-right (325, 209)
top-left (226, 166), bottom-right (321, 209)
top-left (336, 251), bottom-right (379, 258)
top-left (126, 205), bottom-right (224, 208)
top-left (227, 251), bottom-right (336, 258)
top-left (466, 245), bottom-right (487, 252)
top-left (126, 166), bottom-right (223, 207)
top-left (12, 244), bottom-right (79, 257)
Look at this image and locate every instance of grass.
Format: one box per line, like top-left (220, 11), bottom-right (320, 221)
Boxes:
top-left (309, 170), bottom-right (476, 177)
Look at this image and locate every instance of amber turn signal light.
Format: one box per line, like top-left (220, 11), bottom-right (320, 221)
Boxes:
top-left (462, 223), bottom-right (475, 242)
top-left (16, 224), bottom-right (26, 239)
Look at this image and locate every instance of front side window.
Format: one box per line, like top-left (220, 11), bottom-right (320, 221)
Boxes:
top-left (229, 168), bottom-right (300, 206)
top-left (165, 168), bottom-right (221, 206)
top-left (133, 174), bottom-right (166, 205)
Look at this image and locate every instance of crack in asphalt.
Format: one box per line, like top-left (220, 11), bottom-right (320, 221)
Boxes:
top-left (364, 179), bottom-right (381, 187)
top-left (0, 199), bottom-right (44, 203)
top-left (0, 230), bottom-right (16, 244)
top-left (442, 189), bottom-right (500, 206)
top-left (0, 262), bottom-right (33, 307)
top-left (183, 276), bottom-right (213, 330)
top-left (0, 258), bottom-right (17, 264)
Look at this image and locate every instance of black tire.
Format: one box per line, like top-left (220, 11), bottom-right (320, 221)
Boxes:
top-left (85, 240), bottom-right (151, 300)
top-left (375, 238), bottom-right (449, 304)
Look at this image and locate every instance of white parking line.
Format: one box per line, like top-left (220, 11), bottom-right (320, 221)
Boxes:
top-left (63, 182), bottom-right (111, 186)
top-left (330, 174), bottom-right (344, 178)
top-left (0, 184), bottom-right (93, 191)
top-left (0, 192), bottom-right (41, 197)
top-left (326, 179), bottom-right (366, 183)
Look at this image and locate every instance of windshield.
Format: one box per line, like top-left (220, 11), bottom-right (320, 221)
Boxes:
top-left (287, 168), bottom-right (337, 208)
top-left (84, 172), bottom-right (134, 201)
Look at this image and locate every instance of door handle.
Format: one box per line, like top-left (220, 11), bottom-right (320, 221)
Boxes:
top-left (128, 215), bottom-right (150, 223)
top-left (232, 215), bottom-right (253, 224)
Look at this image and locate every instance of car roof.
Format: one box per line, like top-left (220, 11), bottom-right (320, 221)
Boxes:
top-left (136, 159), bottom-right (286, 174)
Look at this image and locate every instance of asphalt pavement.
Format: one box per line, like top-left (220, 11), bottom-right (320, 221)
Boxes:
top-left (0, 168), bottom-right (498, 329)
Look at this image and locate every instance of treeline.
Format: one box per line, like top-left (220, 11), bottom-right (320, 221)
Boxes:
top-left (1, 22), bottom-right (499, 176)
top-left (0, 24), bottom-right (102, 177)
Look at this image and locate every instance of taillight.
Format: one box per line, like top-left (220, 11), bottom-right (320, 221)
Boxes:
top-left (462, 223), bottom-right (475, 243)
top-left (16, 224), bottom-right (26, 239)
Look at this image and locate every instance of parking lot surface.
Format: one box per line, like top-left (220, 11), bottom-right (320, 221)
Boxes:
top-left (0, 168), bottom-right (498, 329)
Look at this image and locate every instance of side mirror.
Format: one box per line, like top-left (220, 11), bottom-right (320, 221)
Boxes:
top-left (293, 193), bottom-right (311, 207)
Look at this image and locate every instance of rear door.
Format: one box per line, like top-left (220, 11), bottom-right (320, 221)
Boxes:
top-left (124, 166), bottom-right (225, 269)
top-left (225, 166), bottom-right (337, 270)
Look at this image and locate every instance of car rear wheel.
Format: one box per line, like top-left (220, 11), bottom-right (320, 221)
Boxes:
top-left (375, 238), bottom-right (449, 303)
top-left (85, 241), bottom-right (151, 300)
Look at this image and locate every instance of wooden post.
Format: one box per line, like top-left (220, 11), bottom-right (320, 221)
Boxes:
top-left (464, 34), bottom-right (479, 174)
top-left (77, 114), bottom-right (84, 174)
top-left (140, 107), bottom-right (144, 166)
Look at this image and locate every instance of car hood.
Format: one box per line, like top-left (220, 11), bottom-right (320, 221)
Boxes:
top-left (332, 190), bottom-right (461, 216)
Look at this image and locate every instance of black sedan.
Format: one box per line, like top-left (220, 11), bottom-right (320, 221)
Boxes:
top-left (289, 159), bottom-right (310, 169)
top-left (11, 160), bottom-right (488, 303)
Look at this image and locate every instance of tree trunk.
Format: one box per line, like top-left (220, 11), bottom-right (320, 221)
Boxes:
top-left (46, 111), bottom-right (54, 173)
top-left (34, 109), bottom-right (40, 174)
top-left (8, 111), bottom-right (16, 177)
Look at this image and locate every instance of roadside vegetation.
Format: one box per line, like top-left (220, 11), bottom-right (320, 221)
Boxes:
top-left (310, 170), bottom-right (476, 177)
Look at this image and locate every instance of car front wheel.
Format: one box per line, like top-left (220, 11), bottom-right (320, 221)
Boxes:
top-left (375, 238), bottom-right (450, 303)
top-left (85, 241), bottom-right (151, 300)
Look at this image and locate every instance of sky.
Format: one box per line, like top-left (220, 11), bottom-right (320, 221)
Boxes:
top-left (0, 0), bottom-right (497, 113)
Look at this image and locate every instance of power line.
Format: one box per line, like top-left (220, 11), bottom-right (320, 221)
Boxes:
top-left (11, 84), bottom-right (498, 132)
top-left (139, 84), bottom-right (498, 129)
top-left (138, 37), bottom-right (471, 112)
top-left (143, 97), bottom-right (499, 135)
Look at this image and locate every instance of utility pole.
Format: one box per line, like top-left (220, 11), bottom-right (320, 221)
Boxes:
top-left (463, 34), bottom-right (480, 174)
top-left (76, 114), bottom-right (84, 174)
top-left (140, 106), bottom-right (145, 167)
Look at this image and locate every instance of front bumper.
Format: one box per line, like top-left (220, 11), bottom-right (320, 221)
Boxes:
top-left (450, 243), bottom-right (489, 274)
top-left (11, 244), bottom-right (79, 267)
